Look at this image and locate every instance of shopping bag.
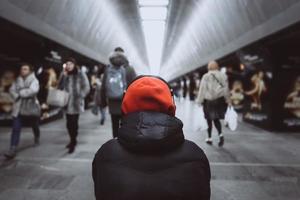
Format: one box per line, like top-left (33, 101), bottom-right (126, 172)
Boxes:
top-left (20, 97), bottom-right (41, 117)
top-left (193, 105), bottom-right (208, 131)
top-left (224, 106), bottom-right (238, 131)
top-left (46, 88), bottom-right (69, 107)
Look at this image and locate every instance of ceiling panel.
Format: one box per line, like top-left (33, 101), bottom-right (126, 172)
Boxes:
top-left (1, 0), bottom-right (300, 78)
top-left (161, 0), bottom-right (300, 80)
top-left (0, 0), bottom-right (148, 74)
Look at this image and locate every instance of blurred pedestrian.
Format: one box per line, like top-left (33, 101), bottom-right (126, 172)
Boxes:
top-left (4, 63), bottom-right (41, 159)
top-left (189, 74), bottom-right (196, 101)
top-left (114, 47), bottom-right (137, 84)
top-left (183, 77), bottom-right (188, 99)
top-left (93, 76), bottom-right (211, 200)
top-left (196, 61), bottom-right (230, 146)
top-left (58, 57), bottom-right (90, 153)
top-left (100, 50), bottom-right (135, 138)
top-left (93, 74), bottom-right (106, 125)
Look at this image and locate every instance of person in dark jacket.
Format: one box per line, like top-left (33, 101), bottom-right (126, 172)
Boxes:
top-left (93, 76), bottom-right (211, 200)
top-left (183, 77), bottom-right (188, 98)
top-left (189, 74), bottom-right (196, 101)
top-left (100, 50), bottom-right (136, 138)
top-left (114, 47), bottom-right (137, 84)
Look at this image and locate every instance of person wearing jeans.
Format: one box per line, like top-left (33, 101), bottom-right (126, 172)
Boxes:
top-left (93, 75), bottom-right (106, 125)
top-left (10, 116), bottom-right (40, 147)
top-left (59, 57), bottom-right (90, 153)
top-left (99, 107), bottom-right (106, 125)
top-left (4, 63), bottom-right (40, 159)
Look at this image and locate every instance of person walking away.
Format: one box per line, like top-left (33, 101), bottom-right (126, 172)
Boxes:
top-left (58, 57), bottom-right (90, 153)
top-left (4, 63), bottom-right (41, 159)
top-left (189, 74), bottom-right (196, 101)
top-left (114, 47), bottom-right (137, 84)
top-left (196, 61), bottom-right (230, 146)
top-left (183, 77), bottom-right (188, 99)
top-left (93, 76), bottom-right (211, 200)
top-left (93, 74), bottom-right (106, 125)
top-left (100, 51), bottom-right (129, 138)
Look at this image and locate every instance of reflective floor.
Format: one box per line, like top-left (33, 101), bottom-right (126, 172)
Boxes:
top-left (0, 99), bottom-right (300, 200)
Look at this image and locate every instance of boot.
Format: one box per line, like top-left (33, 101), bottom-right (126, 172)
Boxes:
top-left (34, 137), bottom-right (40, 146)
top-left (66, 143), bottom-right (71, 148)
top-left (68, 144), bottom-right (76, 154)
top-left (218, 134), bottom-right (224, 147)
top-left (66, 140), bottom-right (77, 148)
top-left (205, 138), bottom-right (213, 145)
top-left (4, 146), bottom-right (17, 159)
top-left (67, 139), bottom-right (77, 153)
top-left (100, 118), bottom-right (105, 125)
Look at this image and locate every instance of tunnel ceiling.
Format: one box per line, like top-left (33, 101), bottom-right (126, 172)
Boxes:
top-left (1, 0), bottom-right (300, 80)
top-left (162, 0), bottom-right (300, 80)
top-left (0, 0), bottom-right (149, 74)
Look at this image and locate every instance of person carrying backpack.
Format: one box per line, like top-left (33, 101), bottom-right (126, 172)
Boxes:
top-left (114, 47), bottom-right (137, 84)
top-left (100, 51), bottom-right (128, 138)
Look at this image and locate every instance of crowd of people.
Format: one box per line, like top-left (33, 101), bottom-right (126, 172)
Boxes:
top-left (2, 47), bottom-right (136, 157)
top-left (1, 45), bottom-right (234, 199)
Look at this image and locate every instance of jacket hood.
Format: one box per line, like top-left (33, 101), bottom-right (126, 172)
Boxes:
top-left (109, 51), bottom-right (128, 66)
top-left (118, 111), bottom-right (184, 153)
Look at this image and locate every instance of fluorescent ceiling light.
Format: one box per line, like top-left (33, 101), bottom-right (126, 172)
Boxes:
top-left (139, 0), bottom-right (169, 6)
top-left (140, 7), bottom-right (167, 20)
top-left (142, 20), bottom-right (166, 74)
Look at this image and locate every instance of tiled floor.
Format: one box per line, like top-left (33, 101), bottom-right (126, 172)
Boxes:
top-left (0, 99), bottom-right (299, 200)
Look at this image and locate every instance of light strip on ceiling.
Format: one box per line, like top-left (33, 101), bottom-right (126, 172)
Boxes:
top-left (140, 7), bottom-right (167, 20)
top-left (139, 0), bottom-right (169, 75)
top-left (142, 20), bottom-right (166, 74)
top-left (139, 0), bottom-right (169, 6)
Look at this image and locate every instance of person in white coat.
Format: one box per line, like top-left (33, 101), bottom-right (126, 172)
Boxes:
top-left (196, 61), bottom-right (230, 146)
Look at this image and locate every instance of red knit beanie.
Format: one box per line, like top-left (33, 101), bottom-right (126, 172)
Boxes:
top-left (122, 76), bottom-right (176, 116)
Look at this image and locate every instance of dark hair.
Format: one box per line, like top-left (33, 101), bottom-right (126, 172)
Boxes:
top-left (114, 47), bottom-right (124, 53)
top-left (20, 63), bottom-right (34, 71)
top-left (65, 57), bottom-right (77, 65)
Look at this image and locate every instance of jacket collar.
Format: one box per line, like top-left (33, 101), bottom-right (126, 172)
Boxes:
top-left (118, 111), bottom-right (184, 153)
top-left (18, 72), bottom-right (36, 85)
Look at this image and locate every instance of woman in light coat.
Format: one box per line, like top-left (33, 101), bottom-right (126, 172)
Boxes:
top-left (196, 61), bottom-right (230, 146)
top-left (59, 57), bottom-right (90, 153)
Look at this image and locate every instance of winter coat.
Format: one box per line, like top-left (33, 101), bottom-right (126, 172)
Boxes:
top-left (100, 65), bottom-right (136, 115)
top-left (10, 73), bottom-right (40, 117)
top-left (100, 65), bottom-right (124, 115)
top-left (125, 65), bottom-right (137, 84)
top-left (196, 70), bottom-right (230, 105)
top-left (92, 111), bottom-right (211, 200)
top-left (94, 78), bottom-right (103, 106)
top-left (59, 70), bottom-right (90, 114)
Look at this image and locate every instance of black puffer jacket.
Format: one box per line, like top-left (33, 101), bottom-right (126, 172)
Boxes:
top-left (92, 111), bottom-right (211, 200)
